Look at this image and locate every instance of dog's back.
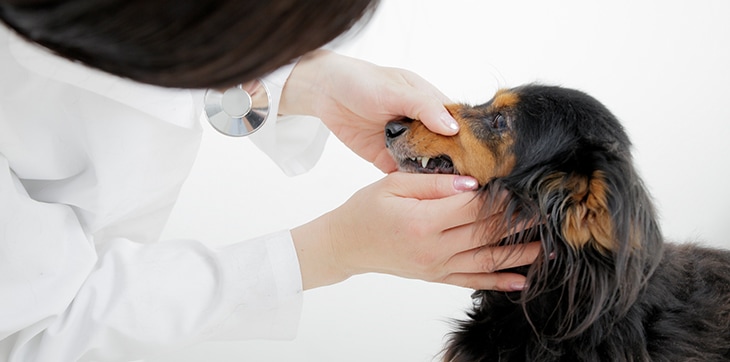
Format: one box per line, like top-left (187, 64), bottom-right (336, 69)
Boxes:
top-left (642, 243), bottom-right (730, 360)
top-left (445, 242), bottom-right (730, 361)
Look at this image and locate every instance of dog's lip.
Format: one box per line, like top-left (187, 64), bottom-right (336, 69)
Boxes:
top-left (397, 154), bottom-right (457, 175)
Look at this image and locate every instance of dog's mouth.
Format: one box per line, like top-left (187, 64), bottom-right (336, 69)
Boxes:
top-left (398, 155), bottom-right (456, 175)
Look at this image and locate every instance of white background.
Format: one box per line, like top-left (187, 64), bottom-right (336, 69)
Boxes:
top-left (155, 1), bottom-right (730, 361)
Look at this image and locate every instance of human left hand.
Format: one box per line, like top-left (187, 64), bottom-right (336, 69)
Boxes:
top-left (291, 172), bottom-right (540, 291)
top-left (279, 50), bottom-right (460, 172)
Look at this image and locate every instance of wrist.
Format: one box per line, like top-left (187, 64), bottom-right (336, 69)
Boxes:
top-left (291, 213), bottom-right (353, 290)
top-left (279, 49), bottom-right (333, 117)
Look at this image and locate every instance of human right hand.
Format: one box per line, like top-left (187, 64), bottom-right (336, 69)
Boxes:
top-left (291, 172), bottom-right (541, 291)
top-left (279, 50), bottom-right (459, 173)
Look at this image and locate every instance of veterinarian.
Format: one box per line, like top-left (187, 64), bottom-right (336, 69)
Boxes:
top-left (0, 0), bottom-right (539, 360)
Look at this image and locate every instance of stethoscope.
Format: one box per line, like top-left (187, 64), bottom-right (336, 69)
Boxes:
top-left (203, 79), bottom-right (270, 137)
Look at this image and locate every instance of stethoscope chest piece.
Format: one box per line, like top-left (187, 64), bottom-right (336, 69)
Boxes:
top-left (203, 80), bottom-right (271, 137)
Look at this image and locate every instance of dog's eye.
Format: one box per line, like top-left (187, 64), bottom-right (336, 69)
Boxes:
top-left (491, 113), bottom-right (507, 129)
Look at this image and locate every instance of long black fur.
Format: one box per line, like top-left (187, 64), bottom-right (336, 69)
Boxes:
top-left (443, 85), bottom-right (730, 361)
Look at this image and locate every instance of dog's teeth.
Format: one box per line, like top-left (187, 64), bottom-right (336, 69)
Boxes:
top-left (421, 157), bottom-right (430, 168)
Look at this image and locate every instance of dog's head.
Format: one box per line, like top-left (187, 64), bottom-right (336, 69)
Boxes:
top-left (386, 84), bottom-right (663, 341)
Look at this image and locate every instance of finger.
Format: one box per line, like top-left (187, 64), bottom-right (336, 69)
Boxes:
top-left (400, 70), bottom-right (454, 105)
top-left (419, 192), bottom-right (483, 232)
top-left (406, 95), bottom-right (460, 136)
top-left (441, 272), bottom-right (527, 292)
top-left (383, 76), bottom-right (459, 136)
top-left (445, 241), bottom-right (542, 274)
top-left (385, 172), bottom-right (478, 200)
top-left (372, 150), bottom-right (398, 173)
top-left (437, 222), bottom-right (488, 254)
top-left (438, 212), bottom-right (544, 257)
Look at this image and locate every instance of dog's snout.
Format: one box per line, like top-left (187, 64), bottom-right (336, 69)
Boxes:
top-left (385, 121), bottom-right (408, 147)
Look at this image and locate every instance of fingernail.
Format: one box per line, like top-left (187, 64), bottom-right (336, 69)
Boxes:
top-left (441, 111), bottom-right (459, 132)
top-left (509, 282), bottom-right (526, 291)
top-left (453, 176), bottom-right (478, 191)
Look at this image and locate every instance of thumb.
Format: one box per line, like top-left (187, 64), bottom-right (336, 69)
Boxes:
top-left (418, 99), bottom-right (461, 137)
top-left (385, 172), bottom-right (479, 200)
top-left (394, 72), bottom-right (460, 136)
top-left (392, 89), bottom-right (460, 137)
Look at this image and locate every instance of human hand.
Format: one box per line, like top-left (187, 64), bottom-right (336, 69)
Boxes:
top-left (291, 173), bottom-right (541, 291)
top-left (279, 50), bottom-right (460, 173)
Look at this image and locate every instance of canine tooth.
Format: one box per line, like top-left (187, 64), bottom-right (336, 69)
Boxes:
top-left (421, 157), bottom-right (430, 168)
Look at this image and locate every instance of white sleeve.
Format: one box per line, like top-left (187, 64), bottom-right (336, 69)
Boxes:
top-left (0, 166), bottom-right (303, 361)
top-left (0, 27), bottom-right (303, 362)
top-left (247, 62), bottom-right (331, 177)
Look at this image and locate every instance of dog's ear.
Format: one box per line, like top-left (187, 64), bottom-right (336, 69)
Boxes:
top-left (541, 168), bottom-right (648, 255)
top-left (546, 171), bottom-right (616, 252)
top-left (479, 167), bottom-right (633, 255)
top-left (527, 164), bottom-right (659, 338)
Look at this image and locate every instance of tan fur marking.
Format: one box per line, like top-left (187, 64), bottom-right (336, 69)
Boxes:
top-left (489, 90), bottom-right (520, 112)
top-left (559, 171), bottom-right (615, 252)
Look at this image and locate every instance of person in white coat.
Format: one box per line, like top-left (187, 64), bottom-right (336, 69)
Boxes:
top-left (0, 0), bottom-right (539, 361)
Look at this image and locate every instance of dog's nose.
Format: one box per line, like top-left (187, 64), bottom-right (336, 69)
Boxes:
top-left (385, 121), bottom-right (408, 147)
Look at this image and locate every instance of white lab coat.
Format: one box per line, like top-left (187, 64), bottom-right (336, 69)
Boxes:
top-left (0, 25), bottom-right (329, 362)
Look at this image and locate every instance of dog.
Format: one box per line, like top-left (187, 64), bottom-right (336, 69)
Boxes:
top-left (385, 84), bottom-right (730, 361)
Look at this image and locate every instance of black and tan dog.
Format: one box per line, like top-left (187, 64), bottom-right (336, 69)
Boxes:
top-left (385, 84), bottom-right (730, 361)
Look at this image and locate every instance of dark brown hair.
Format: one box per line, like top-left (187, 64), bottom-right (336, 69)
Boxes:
top-left (0, 0), bottom-right (378, 88)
